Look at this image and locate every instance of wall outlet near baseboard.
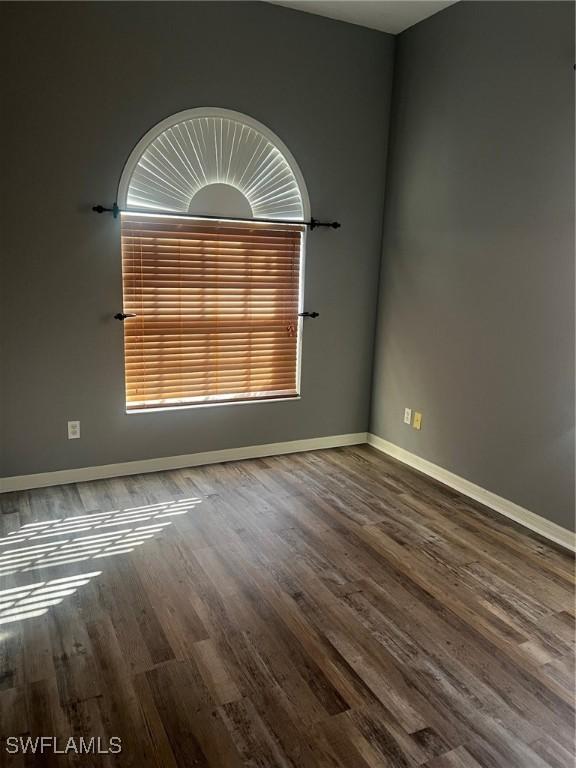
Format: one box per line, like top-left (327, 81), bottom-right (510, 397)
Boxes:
top-left (413, 412), bottom-right (422, 430)
top-left (403, 408), bottom-right (412, 425)
top-left (68, 421), bottom-right (81, 439)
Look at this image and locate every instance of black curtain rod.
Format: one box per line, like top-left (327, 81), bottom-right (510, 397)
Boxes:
top-left (92, 204), bottom-right (340, 230)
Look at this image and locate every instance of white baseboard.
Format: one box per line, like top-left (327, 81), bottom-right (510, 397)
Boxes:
top-left (3, 431), bottom-right (573, 553)
top-left (367, 434), bottom-right (575, 552)
top-left (0, 433), bottom-right (368, 494)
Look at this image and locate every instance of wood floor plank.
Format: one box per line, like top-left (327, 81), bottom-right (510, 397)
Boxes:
top-left (529, 735), bottom-right (576, 768)
top-left (0, 446), bottom-right (573, 767)
top-left (191, 638), bottom-right (242, 706)
top-left (219, 697), bottom-right (294, 768)
top-left (423, 746), bottom-right (485, 767)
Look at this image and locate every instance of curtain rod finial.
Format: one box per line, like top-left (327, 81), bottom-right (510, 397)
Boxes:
top-left (310, 217), bottom-right (341, 230)
top-left (92, 203), bottom-right (120, 218)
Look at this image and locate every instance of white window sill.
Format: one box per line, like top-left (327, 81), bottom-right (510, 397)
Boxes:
top-left (126, 395), bottom-right (301, 415)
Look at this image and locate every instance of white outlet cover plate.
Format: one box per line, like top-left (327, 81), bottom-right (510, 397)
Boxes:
top-left (404, 408), bottom-right (412, 425)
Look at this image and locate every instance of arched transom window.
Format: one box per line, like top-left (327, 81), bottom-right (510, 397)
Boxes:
top-left (118, 108), bottom-right (308, 411)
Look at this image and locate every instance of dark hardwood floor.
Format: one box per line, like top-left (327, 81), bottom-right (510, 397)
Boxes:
top-left (0, 446), bottom-right (574, 767)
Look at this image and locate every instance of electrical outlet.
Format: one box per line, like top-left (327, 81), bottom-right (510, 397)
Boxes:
top-left (68, 420), bottom-right (80, 439)
top-left (403, 408), bottom-right (412, 425)
top-left (413, 412), bottom-right (422, 430)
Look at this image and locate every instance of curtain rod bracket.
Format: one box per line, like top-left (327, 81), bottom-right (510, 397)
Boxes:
top-left (310, 217), bottom-right (341, 230)
top-left (93, 203), bottom-right (120, 218)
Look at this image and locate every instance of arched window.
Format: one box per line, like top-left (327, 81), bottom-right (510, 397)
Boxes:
top-left (117, 108), bottom-right (309, 411)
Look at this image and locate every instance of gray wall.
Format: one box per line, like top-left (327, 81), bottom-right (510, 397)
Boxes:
top-left (0, 2), bottom-right (394, 477)
top-left (371, 1), bottom-right (575, 530)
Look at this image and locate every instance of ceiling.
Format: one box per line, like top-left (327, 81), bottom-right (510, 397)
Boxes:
top-left (268, 1), bottom-right (459, 34)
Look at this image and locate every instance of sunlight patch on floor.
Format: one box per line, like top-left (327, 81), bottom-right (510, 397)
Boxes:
top-left (0, 497), bottom-right (201, 625)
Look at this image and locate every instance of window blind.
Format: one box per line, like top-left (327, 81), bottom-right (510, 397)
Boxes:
top-left (120, 213), bottom-right (304, 410)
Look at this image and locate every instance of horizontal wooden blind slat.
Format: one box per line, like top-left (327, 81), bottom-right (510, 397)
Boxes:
top-left (121, 214), bottom-right (303, 409)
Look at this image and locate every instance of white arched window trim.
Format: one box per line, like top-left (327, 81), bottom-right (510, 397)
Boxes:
top-left (117, 108), bottom-right (309, 412)
top-left (117, 107), bottom-right (310, 221)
